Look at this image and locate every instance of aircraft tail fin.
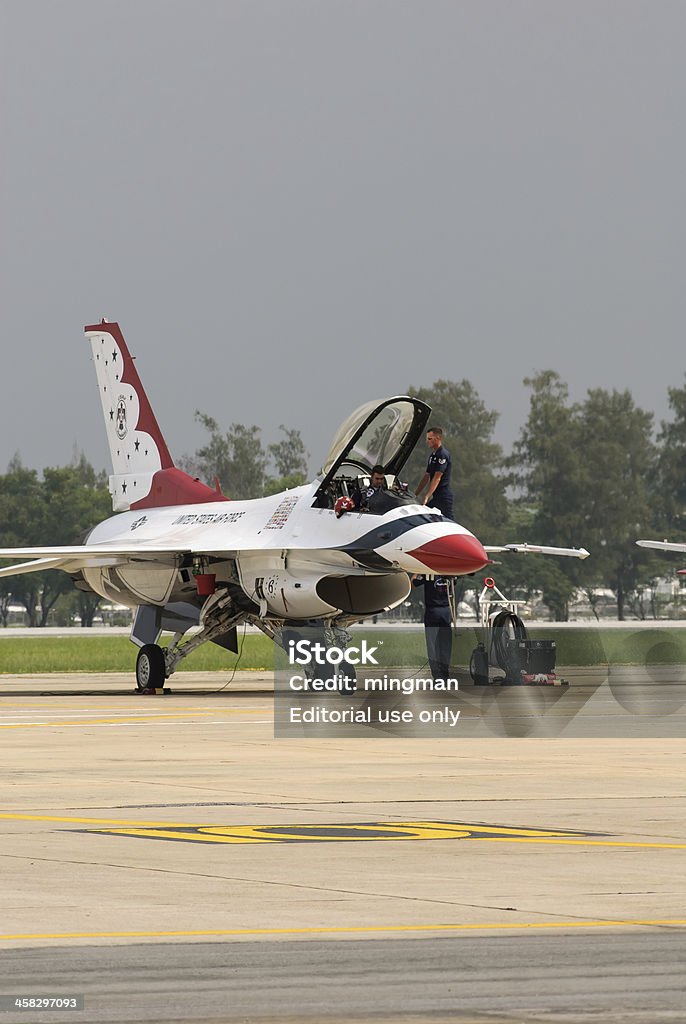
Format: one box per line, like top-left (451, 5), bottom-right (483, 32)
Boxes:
top-left (85, 320), bottom-right (227, 511)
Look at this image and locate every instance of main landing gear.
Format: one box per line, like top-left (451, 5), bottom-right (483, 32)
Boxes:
top-left (131, 590), bottom-right (244, 693)
top-left (135, 644), bottom-right (167, 691)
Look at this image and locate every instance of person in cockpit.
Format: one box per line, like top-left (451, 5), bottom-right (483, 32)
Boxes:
top-left (334, 466), bottom-right (412, 517)
top-left (352, 465), bottom-right (388, 512)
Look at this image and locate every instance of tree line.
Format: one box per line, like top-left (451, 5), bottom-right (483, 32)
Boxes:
top-left (0, 455), bottom-right (111, 627)
top-left (1, 374), bottom-right (685, 624)
top-left (403, 372), bottom-right (686, 621)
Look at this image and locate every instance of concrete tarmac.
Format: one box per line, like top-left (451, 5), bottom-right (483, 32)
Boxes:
top-left (0, 671), bottom-right (684, 1023)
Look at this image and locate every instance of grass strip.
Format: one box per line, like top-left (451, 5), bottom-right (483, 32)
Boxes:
top-left (1, 626), bottom-right (685, 674)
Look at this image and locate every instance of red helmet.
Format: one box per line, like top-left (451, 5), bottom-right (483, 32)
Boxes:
top-left (334, 496), bottom-right (355, 518)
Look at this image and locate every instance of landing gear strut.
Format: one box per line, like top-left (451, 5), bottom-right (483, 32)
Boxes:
top-left (265, 619), bottom-right (359, 695)
top-left (131, 590), bottom-right (244, 691)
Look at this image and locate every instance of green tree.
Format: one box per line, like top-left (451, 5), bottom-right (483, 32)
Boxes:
top-left (265, 426), bottom-right (310, 495)
top-left (0, 457), bottom-right (48, 626)
top-left (510, 372), bottom-right (592, 619)
top-left (655, 375), bottom-right (686, 540)
top-left (192, 414), bottom-right (267, 499)
top-left (40, 462), bottom-right (112, 626)
top-left (511, 372), bottom-right (585, 542)
top-left (512, 374), bottom-right (660, 620)
top-left (189, 416), bottom-right (309, 499)
top-left (0, 455), bottom-right (111, 626)
top-left (0, 456), bottom-right (47, 545)
top-left (577, 388), bottom-right (658, 620)
top-left (268, 426), bottom-right (309, 478)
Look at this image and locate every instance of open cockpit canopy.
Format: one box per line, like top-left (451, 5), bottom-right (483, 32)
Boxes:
top-left (315, 396), bottom-right (431, 510)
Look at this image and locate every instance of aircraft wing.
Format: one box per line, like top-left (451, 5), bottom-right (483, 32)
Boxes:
top-left (0, 557), bottom-right (79, 579)
top-left (0, 540), bottom-right (316, 577)
top-left (0, 544), bottom-right (191, 578)
top-left (484, 543), bottom-right (590, 559)
top-left (636, 539), bottom-right (686, 554)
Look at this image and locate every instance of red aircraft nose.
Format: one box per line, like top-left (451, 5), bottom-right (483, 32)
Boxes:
top-left (409, 533), bottom-right (490, 575)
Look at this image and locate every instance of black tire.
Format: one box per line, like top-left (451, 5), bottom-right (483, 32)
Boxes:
top-left (490, 611), bottom-right (527, 672)
top-left (136, 644), bottom-right (166, 691)
top-left (469, 645), bottom-right (489, 685)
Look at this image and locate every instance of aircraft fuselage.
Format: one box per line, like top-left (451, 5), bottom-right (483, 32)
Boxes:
top-left (81, 481), bottom-right (489, 620)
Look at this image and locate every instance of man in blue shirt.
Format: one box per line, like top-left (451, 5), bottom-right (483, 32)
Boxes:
top-left (412, 574), bottom-right (453, 682)
top-left (351, 465), bottom-right (387, 512)
top-left (415, 426), bottom-right (454, 520)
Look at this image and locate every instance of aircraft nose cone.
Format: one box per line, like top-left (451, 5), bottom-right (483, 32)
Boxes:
top-left (409, 533), bottom-right (490, 575)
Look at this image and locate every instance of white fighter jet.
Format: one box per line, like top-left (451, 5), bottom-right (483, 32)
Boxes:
top-left (0, 320), bottom-right (590, 689)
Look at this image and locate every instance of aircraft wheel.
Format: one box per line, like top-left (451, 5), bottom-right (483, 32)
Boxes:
top-left (335, 665), bottom-right (357, 696)
top-left (469, 645), bottom-right (489, 685)
top-left (136, 644), bottom-right (166, 691)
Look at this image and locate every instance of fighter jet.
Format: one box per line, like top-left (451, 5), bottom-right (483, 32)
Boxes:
top-left (0, 321), bottom-right (590, 690)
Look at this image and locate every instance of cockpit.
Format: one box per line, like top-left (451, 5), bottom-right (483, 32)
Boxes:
top-left (314, 472), bottom-right (417, 514)
top-left (313, 396), bottom-right (431, 515)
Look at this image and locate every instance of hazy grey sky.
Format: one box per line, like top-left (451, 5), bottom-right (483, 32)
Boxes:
top-left (1, 0), bottom-right (683, 479)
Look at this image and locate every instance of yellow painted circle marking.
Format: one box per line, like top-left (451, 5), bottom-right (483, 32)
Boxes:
top-left (2, 813), bottom-right (684, 848)
top-left (79, 820), bottom-right (612, 845)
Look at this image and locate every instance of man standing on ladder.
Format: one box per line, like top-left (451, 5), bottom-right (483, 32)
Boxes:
top-left (415, 425), bottom-right (454, 520)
